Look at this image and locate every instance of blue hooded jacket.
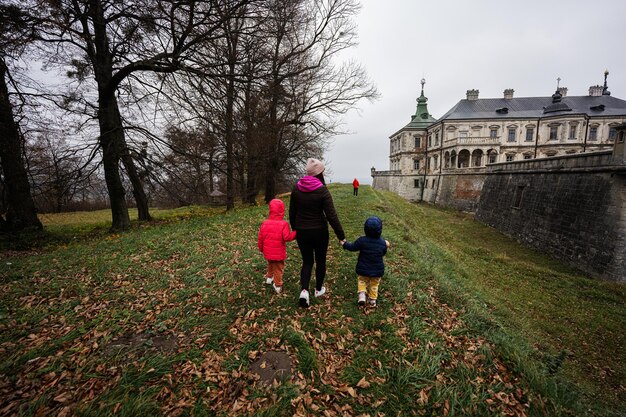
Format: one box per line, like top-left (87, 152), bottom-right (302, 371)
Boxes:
top-left (342, 216), bottom-right (387, 277)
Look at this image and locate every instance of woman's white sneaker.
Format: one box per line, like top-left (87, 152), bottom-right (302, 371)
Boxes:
top-left (265, 277), bottom-right (273, 285)
top-left (299, 290), bottom-right (309, 308)
top-left (314, 286), bottom-right (326, 298)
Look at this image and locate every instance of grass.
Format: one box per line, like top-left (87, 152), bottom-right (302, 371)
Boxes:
top-left (0, 184), bottom-right (624, 416)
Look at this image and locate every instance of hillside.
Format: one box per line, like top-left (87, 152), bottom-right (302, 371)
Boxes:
top-left (0, 185), bottom-right (624, 416)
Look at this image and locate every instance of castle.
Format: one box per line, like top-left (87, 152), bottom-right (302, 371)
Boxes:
top-left (372, 72), bottom-right (626, 208)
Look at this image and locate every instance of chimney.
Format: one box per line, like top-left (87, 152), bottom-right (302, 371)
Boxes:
top-left (558, 87), bottom-right (568, 97)
top-left (466, 89), bottom-right (479, 101)
top-left (589, 85), bottom-right (603, 96)
top-left (503, 89), bottom-right (514, 99)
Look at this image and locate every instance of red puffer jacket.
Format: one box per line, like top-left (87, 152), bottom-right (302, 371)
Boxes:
top-left (258, 199), bottom-right (296, 261)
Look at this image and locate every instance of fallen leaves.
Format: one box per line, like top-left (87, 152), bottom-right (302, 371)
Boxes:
top-left (0, 203), bottom-right (540, 417)
top-left (356, 377), bottom-right (370, 389)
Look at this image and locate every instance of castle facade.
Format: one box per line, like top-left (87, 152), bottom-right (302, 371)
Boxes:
top-left (372, 74), bottom-right (626, 204)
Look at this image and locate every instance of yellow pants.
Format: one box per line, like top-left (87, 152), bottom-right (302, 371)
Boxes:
top-left (357, 276), bottom-right (381, 300)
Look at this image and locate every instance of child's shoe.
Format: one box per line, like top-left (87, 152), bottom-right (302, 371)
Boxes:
top-left (314, 286), bottom-right (326, 298)
top-left (358, 292), bottom-right (366, 306)
top-left (368, 299), bottom-right (377, 308)
top-left (265, 277), bottom-right (273, 285)
top-left (299, 289), bottom-right (309, 308)
top-left (273, 283), bottom-right (282, 294)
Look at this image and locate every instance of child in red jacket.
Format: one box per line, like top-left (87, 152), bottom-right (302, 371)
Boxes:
top-left (258, 199), bottom-right (296, 293)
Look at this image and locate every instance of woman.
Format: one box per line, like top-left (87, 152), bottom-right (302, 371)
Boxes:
top-left (289, 158), bottom-right (345, 308)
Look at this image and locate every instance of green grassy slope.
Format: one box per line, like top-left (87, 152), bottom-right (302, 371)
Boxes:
top-left (0, 184), bottom-right (623, 416)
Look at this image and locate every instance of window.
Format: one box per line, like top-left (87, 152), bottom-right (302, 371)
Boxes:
top-left (609, 127), bottom-right (617, 141)
top-left (414, 179), bottom-right (420, 188)
top-left (431, 179), bottom-right (436, 189)
top-left (512, 185), bottom-right (525, 209)
top-left (490, 128), bottom-right (498, 138)
top-left (425, 179), bottom-right (429, 188)
top-left (523, 154), bottom-right (532, 160)
top-left (507, 128), bottom-right (516, 142)
top-left (414, 137), bottom-right (421, 148)
top-left (589, 126), bottom-right (598, 141)
top-left (506, 154), bottom-right (514, 162)
top-left (525, 128), bottom-right (534, 142)
top-left (413, 159), bottom-right (420, 170)
top-left (459, 131), bottom-right (468, 138)
top-left (549, 126), bottom-right (558, 140)
top-left (435, 132), bottom-right (440, 145)
top-left (428, 135), bottom-right (432, 147)
top-left (569, 125), bottom-right (577, 140)
top-left (489, 153), bottom-right (497, 164)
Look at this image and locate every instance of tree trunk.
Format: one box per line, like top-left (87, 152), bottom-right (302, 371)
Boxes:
top-left (264, 84), bottom-right (280, 204)
top-left (121, 146), bottom-right (151, 221)
top-left (0, 59), bottom-right (42, 232)
top-left (87, 0), bottom-right (131, 230)
top-left (264, 156), bottom-right (277, 203)
top-left (242, 80), bottom-right (259, 205)
top-left (98, 97), bottom-right (131, 231)
top-left (244, 153), bottom-right (260, 204)
top-left (225, 74), bottom-right (235, 210)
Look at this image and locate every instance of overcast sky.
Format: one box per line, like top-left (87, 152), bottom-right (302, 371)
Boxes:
top-left (324, 0), bottom-right (626, 184)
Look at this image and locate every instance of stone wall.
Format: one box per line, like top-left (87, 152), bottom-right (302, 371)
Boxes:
top-left (476, 151), bottom-right (626, 281)
top-left (371, 170), bottom-right (422, 201)
top-left (435, 172), bottom-right (487, 212)
top-left (372, 169), bottom-right (487, 209)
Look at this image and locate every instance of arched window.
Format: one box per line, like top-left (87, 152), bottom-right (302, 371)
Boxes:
top-left (458, 149), bottom-right (470, 168)
top-left (471, 149), bottom-right (484, 167)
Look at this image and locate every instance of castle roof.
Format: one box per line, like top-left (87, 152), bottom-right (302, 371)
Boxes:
top-left (437, 95), bottom-right (626, 122)
top-left (405, 94), bottom-right (437, 129)
top-left (403, 79), bottom-right (437, 130)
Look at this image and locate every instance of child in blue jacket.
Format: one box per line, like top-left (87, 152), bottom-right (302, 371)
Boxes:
top-left (341, 216), bottom-right (390, 307)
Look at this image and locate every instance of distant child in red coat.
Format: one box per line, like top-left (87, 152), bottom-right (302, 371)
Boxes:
top-left (352, 178), bottom-right (360, 196)
top-left (258, 199), bottom-right (296, 293)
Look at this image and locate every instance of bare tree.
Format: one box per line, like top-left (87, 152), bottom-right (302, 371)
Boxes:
top-left (26, 131), bottom-right (100, 213)
top-left (34, 0), bottom-right (250, 229)
top-left (159, 0), bottom-right (378, 206)
top-left (259, 0), bottom-right (378, 202)
top-left (0, 4), bottom-right (43, 232)
top-left (153, 125), bottom-right (222, 206)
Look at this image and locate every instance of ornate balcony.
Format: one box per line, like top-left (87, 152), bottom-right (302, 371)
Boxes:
top-left (443, 136), bottom-right (501, 146)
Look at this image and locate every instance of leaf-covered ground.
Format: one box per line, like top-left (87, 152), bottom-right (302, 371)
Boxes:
top-left (0, 185), bottom-right (624, 416)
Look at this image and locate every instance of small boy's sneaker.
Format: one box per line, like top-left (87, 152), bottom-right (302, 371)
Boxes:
top-left (358, 292), bottom-right (366, 306)
top-left (299, 290), bottom-right (309, 308)
top-left (314, 286), bottom-right (326, 298)
top-left (273, 284), bottom-right (282, 294)
top-left (368, 299), bottom-right (377, 308)
top-left (265, 277), bottom-right (273, 285)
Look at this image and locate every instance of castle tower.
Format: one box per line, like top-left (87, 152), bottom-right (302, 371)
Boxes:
top-left (407, 78), bottom-right (437, 129)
